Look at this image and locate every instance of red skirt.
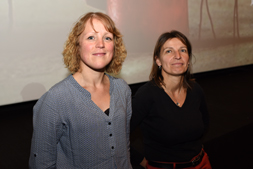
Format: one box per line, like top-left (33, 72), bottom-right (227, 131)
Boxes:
top-left (146, 150), bottom-right (212, 169)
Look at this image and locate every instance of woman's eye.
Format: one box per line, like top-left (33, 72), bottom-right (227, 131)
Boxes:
top-left (87, 36), bottom-right (94, 40)
top-left (181, 49), bottom-right (187, 52)
top-left (105, 37), bottom-right (112, 41)
top-left (166, 50), bottom-right (172, 53)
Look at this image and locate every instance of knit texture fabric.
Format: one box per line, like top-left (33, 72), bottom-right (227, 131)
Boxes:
top-left (29, 74), bottom-right (132, 169)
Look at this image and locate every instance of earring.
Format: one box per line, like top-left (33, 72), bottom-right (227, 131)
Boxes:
top-left (158, 65), bottom-right (161, 70)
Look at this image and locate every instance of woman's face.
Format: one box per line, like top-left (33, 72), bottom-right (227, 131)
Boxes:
top-left (78, 18), bottom-right (114, 72)
top-left (156, 38), bottom-right (189, 77)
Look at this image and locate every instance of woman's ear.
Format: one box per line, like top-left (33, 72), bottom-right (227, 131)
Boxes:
top-left (155, 56), bottom-right (161, 67)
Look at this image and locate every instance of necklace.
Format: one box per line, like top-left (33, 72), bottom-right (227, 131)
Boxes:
top-left (171, 91), bottom-right (181, 107)
top-left (164, 87), bottom-right (182, 107)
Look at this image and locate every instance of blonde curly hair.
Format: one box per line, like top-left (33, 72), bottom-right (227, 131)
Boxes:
top-left (63, 12), bottom-right (127, 75)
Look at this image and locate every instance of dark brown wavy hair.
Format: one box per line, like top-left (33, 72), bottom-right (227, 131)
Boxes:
top-left (149, 30), bottom-right (194, 89)
top-left (62, 12), bottom-right (127, 74)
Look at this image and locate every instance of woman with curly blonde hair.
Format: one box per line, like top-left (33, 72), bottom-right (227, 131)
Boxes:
top-left (29, 12), bottom-right (132, 169)
top-left (63, 12), bottom-right (127, 75)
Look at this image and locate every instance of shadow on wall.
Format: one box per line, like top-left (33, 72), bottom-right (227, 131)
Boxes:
top-left (20, 83), bottom-right (47, 102)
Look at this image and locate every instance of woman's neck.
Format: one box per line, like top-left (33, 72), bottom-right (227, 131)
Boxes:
top-left (163, 74), bottom-right (184, 93)
top-left (73, 69), bottom-right (107, 89)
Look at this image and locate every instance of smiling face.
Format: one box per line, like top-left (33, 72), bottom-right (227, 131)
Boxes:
top-left (78, 18), bottom-right (114, 72)
top-left (156, 38), bottom-right (189, 77)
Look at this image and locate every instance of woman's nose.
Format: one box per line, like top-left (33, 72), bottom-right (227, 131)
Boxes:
top-left (174, 51), bottom-right (181, 59)
top-left (96, 38), bottom-right (105, 48)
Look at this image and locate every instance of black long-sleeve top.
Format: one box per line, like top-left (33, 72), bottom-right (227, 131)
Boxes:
top-left (130, 80), bottom-right (209, 163)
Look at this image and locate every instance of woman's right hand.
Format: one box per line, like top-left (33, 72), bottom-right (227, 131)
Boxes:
top-left (140, 157), bottom-right (147, 169)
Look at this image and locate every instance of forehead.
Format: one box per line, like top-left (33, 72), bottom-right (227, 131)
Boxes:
top-left (85, 16), bottom-right (114, 33)
top-left (163, 38), bottom-right (186, 48)
top-left (84, 18), bottom-right (105, 31)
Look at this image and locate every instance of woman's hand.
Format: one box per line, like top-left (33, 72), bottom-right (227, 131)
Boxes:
top-left (140, 157), bottom-right (147, 169)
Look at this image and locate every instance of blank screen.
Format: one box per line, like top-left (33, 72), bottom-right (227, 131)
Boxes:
top-left (0, 0), bottom-right (252, 106)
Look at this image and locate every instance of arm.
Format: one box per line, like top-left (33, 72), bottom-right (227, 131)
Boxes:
top-left (198, 85), bottom-right (210, 132)
top-left (130, 83), bottom-right (153, 166)
top-left (126, 87), bottom-right (132, 151)
top-left (130, 83), bottom-right (153, 132)
top-left (29, 94), bottom-right (63, 169)
top-left (140, 158), bottom-right (147, 169)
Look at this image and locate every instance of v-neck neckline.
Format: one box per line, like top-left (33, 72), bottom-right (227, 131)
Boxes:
top-left (69, 74), bottom-right (114, 118)
top-left (162, 87), bottom-right (188, 108)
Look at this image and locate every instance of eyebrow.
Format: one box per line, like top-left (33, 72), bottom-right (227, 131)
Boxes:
top-left (162, 47), bottom-right (172, 52)
top-left (163, 46), bottom-right (187, 51)
top-left (83, 31), bottom-right (113, 37)
top-left (104, 32), bottom-right (113, 36)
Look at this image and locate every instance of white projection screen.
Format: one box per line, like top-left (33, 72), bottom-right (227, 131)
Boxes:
top-left (0, 0), bottom-right (253, 106)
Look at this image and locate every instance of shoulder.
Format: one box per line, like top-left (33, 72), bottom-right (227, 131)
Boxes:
top-left (191, 81), bottom-right (203, 91)
top-left (37, 75), bottom-right (74, 104)
top-left (108, 74), bottom-right (128, 85)
top-left (48, 75), bottom-right (74, 96)
top-left (134, 80), bottom-right (160, 100)
top-left (136, 80), bottom-right (159, 94)
top-left (107, 74), bottom-right (131, 91)
top-left (188, 81), bottom-right (205, 97)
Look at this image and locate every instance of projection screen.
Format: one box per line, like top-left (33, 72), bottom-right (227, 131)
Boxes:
top-left (0, 0), bottom-right (253, 106)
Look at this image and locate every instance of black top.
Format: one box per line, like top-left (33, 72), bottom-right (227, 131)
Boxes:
top-left (104, 108), bottom-right (110, 116)
top-left (130, 81), bottom-right (209, 163)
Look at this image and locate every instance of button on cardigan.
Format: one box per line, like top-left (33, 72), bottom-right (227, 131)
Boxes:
top-left (29, 74), bottom-right (132, 169)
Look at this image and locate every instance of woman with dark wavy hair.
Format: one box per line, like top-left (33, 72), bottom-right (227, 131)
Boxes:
top-left (131, 30), bottom-right (211, 169)
top-left (29, 12), bottom-right (132, 169)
